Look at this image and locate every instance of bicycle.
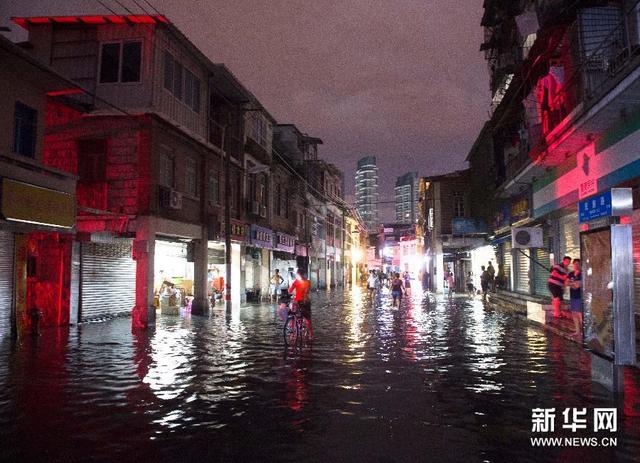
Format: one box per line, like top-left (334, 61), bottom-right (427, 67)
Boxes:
top-left (282, 300), bottom-right (310, 347)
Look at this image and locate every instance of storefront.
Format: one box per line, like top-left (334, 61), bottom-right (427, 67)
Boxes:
top-left (0, 231), bottom-right (14, 338)
top-left (273, 232), bottom-right (296, 288)
top-left (470, 244), bottom-right (496, 292)
top-left (246, 225), bottom-right (273, 302)
top-left (207, 241), bottom-right (225, 304)
top-left (0, 176), bottom-right (76, 336)
top-left (79, 236), bottom-right (135, 321)
top-left (154, 239), bottom-right (194, 314)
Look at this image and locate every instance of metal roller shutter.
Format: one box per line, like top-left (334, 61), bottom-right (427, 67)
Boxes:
top-left (559, 212), bottom-right (580, 260)
top-left (514, 248), bottom-right (531, 294)
top-left (80, 241), bottom-right (135, 321)
top-left (534, 228), bottom-right (551, 297)
top-left (0, 231), bottom-right (14, 338)
top-left (632, 210), bottom-right (640, 318)
top-left (502, 241), bottom-right (512, 291)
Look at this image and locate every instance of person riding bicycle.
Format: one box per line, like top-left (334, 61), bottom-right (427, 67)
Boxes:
top-left (288, 269), bottom-right (313, 340)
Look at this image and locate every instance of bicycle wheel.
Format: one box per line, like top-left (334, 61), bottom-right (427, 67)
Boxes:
top-left (283, 315), bottom-right (298, 346)
top-left (297, 316), bottom-right (308, 346)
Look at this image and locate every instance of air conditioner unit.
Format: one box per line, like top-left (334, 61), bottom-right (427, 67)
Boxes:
top-left (169, 190), bottom-right (183, 210)
top-left (251, 201), bottom-right (260, 215)
top-left (159, 187), bottom-right (182, 210)
top-left (511, 227), bottom-right (543, 248)
top-left (260, 206), bottom-right (267, 218)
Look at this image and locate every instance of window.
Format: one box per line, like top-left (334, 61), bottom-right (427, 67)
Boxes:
top-left (184, 69), bottom-right (193, 109)
top-left (163, 51), bottom-right (174, 91)
top-left (13, 102), bottom-right (37, 158)
top-left (185, 158), bottom-right (198, 196)
top-left (121, 42), bottom-right (142, 82)
top-left (99, 43), bottom-right (120, 83)
top-left (159, 152), bottom-right (175, 188)
top-left (163, 51), bottom-right (200, 113)
top-left (77, 139), bottom-right (107, 182)
top-left (183, 69), bottom-right (201, 113)
top-left (453, 192), bottom-right (465, 217)
top-left (99, 41), bottom-right (142, 83)
top-left (208, 169), bottom-right (220, 204)
top-left (173, 61), bottom-right (183, 100)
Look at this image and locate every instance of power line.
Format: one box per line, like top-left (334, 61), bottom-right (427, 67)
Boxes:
top-left (101, 0), bottom-right (355, 220)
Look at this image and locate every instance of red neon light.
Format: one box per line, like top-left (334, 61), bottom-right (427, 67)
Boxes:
top-left (80, 16), bottom-right (108, 24)
top-left (12, 17), bottom-right (28, 28)
top-left (13, 15), bottom-right (170, 29)
top-left (105, 15), bottom-right (127, 24)
top-left (51, 16), bottom-right (79, 23)
top-left (127, 15), bottom-right (156, 24)
top-left (28, 17), bottom-right (51, 24)
top-left (46, 88), bottom-right (84, 97)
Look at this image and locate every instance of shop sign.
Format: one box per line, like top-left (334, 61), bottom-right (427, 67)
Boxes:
top-left (579, 179), bottom-right (597, 199)
top-left (276, 233), bottom-right (295, 253)
top-left (579, 191), bottom-right (612, 223)
top-left (510, 194), bottom-right (530, 223)
top-left (578, 188), bottom-right (632, 223)
top-left (493, 202), bottom-right (511, 231)
top-left (452, 218), bottom-right (488, 236)
top-left (1, 178), bottom-right (75, 228)
top-left (251, 224), bottom-right (274, 249)
top-left (230, 220), bottom-right (248, 242)
top-left (428, 208), bottom-right (434, 230)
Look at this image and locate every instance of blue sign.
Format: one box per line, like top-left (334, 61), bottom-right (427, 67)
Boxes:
top-left (579, 190), bottom-right (612, 223)
top-left (452, 218), bottom-right (488, 235)
top-left (250, 225), bottom-right (274, 249)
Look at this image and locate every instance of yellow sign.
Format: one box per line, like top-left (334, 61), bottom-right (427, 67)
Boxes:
top-left (1, 179), bottom-right (75, 228)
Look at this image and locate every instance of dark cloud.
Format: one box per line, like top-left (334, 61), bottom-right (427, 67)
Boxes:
top-left (1, 0), bottom-right (490, 220)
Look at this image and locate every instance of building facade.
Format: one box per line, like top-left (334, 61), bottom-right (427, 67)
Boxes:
top-left (463, 0), bottom-right (640, 364)
top-left (355, 155), bottom-right (379, 232)
top-left (0, 36), bottom-right (78, 339)
top-left (395, 171), bottom-right (419, 224)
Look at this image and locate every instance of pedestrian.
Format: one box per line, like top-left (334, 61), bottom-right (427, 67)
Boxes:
top-left (367, 270), bottom-right (379, 297)
top-left (480, 266), bottom-right (489, 301)
top-left (403, 271), bottom-right (412, 296)
top-left (466, 271), bottom-right (475, 296)
top-left (378, 270), bottom-right (386, 289)
top-left (445, 268), bottom-right (455, 299)
top-left (548, 255), bottom-right (571, 318)
top-left (567, 258), bottom-right (582, 337)
top-left (422, 270), bottom-right (430, 293)
top-left (270, 269), bottom-right (284, 303)
top-left (390, 272), bottom-right (405, 307)
top-left (487, 261), bottom-right (496, 292)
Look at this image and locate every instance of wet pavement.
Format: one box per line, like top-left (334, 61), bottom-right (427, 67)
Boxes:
top-left (0, 287), bottom-right (639, 462)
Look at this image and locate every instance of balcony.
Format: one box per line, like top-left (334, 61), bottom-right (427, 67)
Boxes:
top-left (209, 120), bottom-right (243, 162)
top-left (244, 136), bottom-right (271, 166)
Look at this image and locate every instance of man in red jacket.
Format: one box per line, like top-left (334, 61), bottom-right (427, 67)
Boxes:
top-left (288, 269), bottom-right (313, 340)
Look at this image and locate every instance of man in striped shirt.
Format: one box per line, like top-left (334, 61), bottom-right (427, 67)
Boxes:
top-left (548, 256), bottom-right (571, 318)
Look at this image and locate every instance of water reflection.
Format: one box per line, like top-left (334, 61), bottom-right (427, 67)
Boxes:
top-left (0, 291), bottom-right (638, 462)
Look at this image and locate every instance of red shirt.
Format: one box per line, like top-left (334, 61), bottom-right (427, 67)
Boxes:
top-left (288, 278), bottom-right (310, 302)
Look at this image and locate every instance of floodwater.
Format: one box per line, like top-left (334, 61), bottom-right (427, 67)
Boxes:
top-left (0, 287), bottom-right (638, 462)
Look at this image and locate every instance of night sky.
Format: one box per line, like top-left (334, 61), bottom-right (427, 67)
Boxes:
top-left (1, 0), bottom-right (490, 220)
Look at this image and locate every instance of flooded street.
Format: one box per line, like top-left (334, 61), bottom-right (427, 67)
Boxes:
top-left (1, 288), bottom-right (638, 462)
